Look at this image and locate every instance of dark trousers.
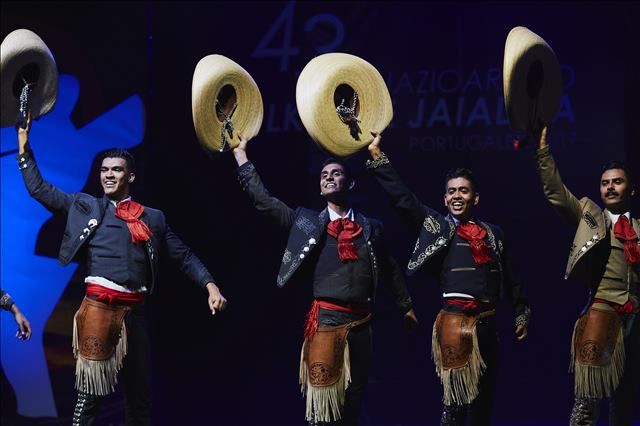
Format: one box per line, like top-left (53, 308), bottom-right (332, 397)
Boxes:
top-left (339, 322), bottom-right (372, 426)
top-left (316, 311), bottom-right (372, 426)
top-left (570, 314), bottom-right (640, 426)
top-left (73, 307), bottom-right (151, 426)
top-left (440, 316), bottom-right (499, 426)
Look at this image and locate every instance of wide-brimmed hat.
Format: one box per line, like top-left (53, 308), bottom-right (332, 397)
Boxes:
top-left (503, 26), bottom-right (562, 132)
top-left (1, 28), bottom-right (58, 128)
top-left (192, 55), bottom-right (263, 153)
top-left (296, 53), bottom-right (393, 158)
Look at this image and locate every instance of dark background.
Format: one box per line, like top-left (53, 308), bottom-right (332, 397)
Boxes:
top-left (1, 1), bottom-right (639, 425)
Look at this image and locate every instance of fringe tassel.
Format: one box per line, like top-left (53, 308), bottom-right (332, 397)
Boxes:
top-left (72, 314), bottom-right (128, 396)
top-left (299, 340), bottom-right (307, 393)
top-left (431, 321), bottom-right (486, 405)
top-left (571, 321), bottom-right (625, 398)
top-left (569, 319), bottom-right (577, 373)
top-left (299, 341), bottom-right (351, 423)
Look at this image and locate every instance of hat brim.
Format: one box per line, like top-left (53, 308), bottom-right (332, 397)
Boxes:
top-left (296, 53), bottom-right (393, 158)
top-left (192, 55), bottom-right (263, 153)
top-left (503, 26), bottom-right (562, 132)
top-left (1, 29), bottom-right (58, 128)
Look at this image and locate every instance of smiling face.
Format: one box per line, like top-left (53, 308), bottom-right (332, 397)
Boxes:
top-left (444, 177), bottom-right (478, 222)
top-left (100, 157), bottom-right (134, 202)
top-left (320, 162), bottom-right (351, 201)
top-left (600, 168), bottom-right (634, 213)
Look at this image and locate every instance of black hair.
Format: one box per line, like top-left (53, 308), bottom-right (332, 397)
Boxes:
top-left (600, 160), bottom-right (634, 186)
top-left (321, 157), bottom-right (352, 181)
top-left (100, 148), bottom-right (136, 173)
top-left (445, 167), bottom-right (476, 193)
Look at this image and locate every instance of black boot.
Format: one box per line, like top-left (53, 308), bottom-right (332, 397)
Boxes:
top-left (72, 389), bottom-right (102, 426)
top-left (570, 397), bottom-right (601, 426)
top-left (440, 404), bottom-right (466, 426)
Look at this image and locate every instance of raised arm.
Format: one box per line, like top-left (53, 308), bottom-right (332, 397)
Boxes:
top-left (17, 115), bottom-right (74, 214)
top-left (533, 127), bottom-right (583, 229)
top-left (233, 133), bottom-right (295, 231)
top-left (366, 131), bottom-right (429, 231)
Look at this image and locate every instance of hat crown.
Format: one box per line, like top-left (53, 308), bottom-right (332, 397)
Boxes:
top-left (191, 54), bottom-right (264, 152)
top-left (1, 28), bottom-right (59, 127)
top-left (296, 52), bottom-right (393, 158)
top-left (502, 26), bottom-right (562, 131)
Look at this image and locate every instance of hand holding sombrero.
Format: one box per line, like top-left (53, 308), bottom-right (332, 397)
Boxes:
top-left (192, 54), bottom-right (263, 153)
top-left (503, 26), bottom-right (562, 136)
top-left (296, 53), bottom-right (393, 158)
top-left (1, 28), bottom-right (58, 128)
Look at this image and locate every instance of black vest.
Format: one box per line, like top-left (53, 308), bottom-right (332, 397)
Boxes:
top-left (311, 232), bottom-right (373, 305)
top-left (86, 203), bottom-right (149, 289)
top-left (441, 233), bottom-right (501, 303)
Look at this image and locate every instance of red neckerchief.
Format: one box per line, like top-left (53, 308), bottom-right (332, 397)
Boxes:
top-left (613, 215), bottom-right (640, 265)
top-left (456, 222), bottom-right (493, 265)
top-left (326, 217), bottom-right (362, 262)
top-left (114, 200), bottom-right (153, 244)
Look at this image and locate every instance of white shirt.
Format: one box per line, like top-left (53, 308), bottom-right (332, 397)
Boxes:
top-left (110, 196), bottom-right (131, 207)
top-left (85, 276), bottom-right (147, 293)
top-left (328, 206), bottom-right (354, 221)
top-left (607, 211), bottom-right (631, 226)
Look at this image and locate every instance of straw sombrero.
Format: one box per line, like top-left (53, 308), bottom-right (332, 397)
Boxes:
top-left (192, 55), bottom-right (263, 153)
top-left (503, 26), bottom-right (562, 132)
top-left (1, 29), bottom-right (58, 128)
top-left (296, 53), bottom-right (393, 158)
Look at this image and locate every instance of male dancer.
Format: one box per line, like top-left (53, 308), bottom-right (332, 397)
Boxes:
top-left (533, 126), bottom-right (638, 425)
top-left (233, 133), bottom-right (417, 425)
top-left (367, 131), bottom-right (530, 426)
top-left (16, 117), bottom-right (226, 425)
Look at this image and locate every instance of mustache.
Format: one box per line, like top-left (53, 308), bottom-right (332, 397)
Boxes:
top-left (606, 191), bottom-right (619, 197)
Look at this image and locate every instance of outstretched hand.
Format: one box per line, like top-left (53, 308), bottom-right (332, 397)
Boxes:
top-left (368, 130), bottom-right (383, 160)
top-left (528, 125), bottom-right (548, 150)
top-left (232, 132), bottom-right (249, 166)
top-left (515, 324), bottom-right (528, 341)
top-left (12, 306), bottom-right (31, 341)
top-left (403, 308), bottom-right (419, 331)
top-left (206, 282), bottom-right (227, 315)
top-left (17, 112), bottom-right (32, 154)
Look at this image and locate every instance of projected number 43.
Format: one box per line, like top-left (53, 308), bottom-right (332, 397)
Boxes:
top-left (252, 1), bottom-right (344, 72)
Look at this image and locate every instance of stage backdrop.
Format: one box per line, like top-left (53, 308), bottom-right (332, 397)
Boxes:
top-left (1, 1), bottom-right (638, 425)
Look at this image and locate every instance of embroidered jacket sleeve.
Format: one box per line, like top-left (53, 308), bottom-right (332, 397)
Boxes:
top-left (161, 212), bottom-right (216, 288)
top-left (17, 149), bottom-right (75, 214)
top-left (0, 289), bottom-right (15, 311)
top-left (237, 161), bottom-right (296, 231)
top-left (366, 153), bottom-right (428, 231)
top-left (376, 226), bottom-right (413, 314)
top-left (535, 146), bottom-right (583, 229)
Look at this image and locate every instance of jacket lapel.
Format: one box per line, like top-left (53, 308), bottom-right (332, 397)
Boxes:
top-left (276, 209), bottom-right (325, 287)
top-left (566, 200), bottom-right (606, 278)
top-left (407, 211), bottom-right (454, 274)
top-left (355, 211), bottom-right (371, 241)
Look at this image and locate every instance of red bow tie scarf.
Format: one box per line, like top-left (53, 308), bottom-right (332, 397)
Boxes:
top-left (326, 218), bottom-right (363, 261)
top-left (456, 223), bottom-right (493, 265)
top-left (613, 216), bottom-right (640, 265)
top-left (115, 200), bottom-right (153, 244)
